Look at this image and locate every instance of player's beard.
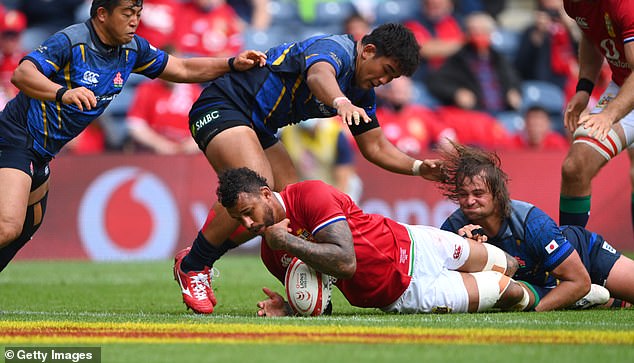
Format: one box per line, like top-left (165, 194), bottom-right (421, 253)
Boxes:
top-left (263, 204), bottom-right (276, 228)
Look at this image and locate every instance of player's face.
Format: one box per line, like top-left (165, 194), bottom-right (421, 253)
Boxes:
top-left (355, 46), bottom-right (401, 90)
top-left (227, 192), bottom-right (277, 235)
top-left (456, 174), bottom-right (496, 221)
top-left (101, 1), bottom-right (143, 45)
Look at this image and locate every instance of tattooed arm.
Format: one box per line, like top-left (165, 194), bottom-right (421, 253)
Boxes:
top-left (263, 218), bottom-right (357, 279)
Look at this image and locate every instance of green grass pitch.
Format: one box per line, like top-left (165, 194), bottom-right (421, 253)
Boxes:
top-left (1, 254), bottom-right (633, 363)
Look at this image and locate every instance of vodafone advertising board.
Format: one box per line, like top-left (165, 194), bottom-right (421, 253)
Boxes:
top-left (16, 150), bottom-right (633, 261)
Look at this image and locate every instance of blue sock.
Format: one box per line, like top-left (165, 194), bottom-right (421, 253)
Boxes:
top-left (181, 232), bottom-right (237, 272)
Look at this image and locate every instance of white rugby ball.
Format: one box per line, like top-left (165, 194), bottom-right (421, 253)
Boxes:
top-left (285, 257), bottom-right (332, 316)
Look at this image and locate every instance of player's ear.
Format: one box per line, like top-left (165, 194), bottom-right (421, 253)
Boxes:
top-left (361, 43), bottom-right (377, 59)
top-left (260, 186), bottom-right (272, 198)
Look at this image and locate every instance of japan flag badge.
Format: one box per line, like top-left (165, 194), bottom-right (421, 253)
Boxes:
top-left (545, 240), bottom-right (559, 254)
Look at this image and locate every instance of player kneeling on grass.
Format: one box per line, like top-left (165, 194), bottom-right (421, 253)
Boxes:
top-left (437, 141), bottom-right (634, 311)
top-left (216, 167), bottom-right (537, 316)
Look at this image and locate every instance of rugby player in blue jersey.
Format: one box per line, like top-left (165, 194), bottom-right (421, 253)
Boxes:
top-left (0, 0), bottom-right (266, 272)
top-left (438, 141), bottom-right (634, 311)
top-left (173, 23), bottom-right (445, 313)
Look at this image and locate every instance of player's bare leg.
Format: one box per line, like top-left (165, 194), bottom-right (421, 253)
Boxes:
top-left (0, 168), bottom-right (31, 248)
top-left (604, 255), bottom-right (634, 305)
top-left (0, 169), bottom-right (49, 271)
top-left (560, 125), bottom-right (626, 226)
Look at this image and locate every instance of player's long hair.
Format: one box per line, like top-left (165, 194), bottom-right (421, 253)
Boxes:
top-left (438, 140), bottom-right (511, 218)
top-left (217, 167), bottom-right (269, 209)
top-left (361, 23), bottom-right (420, 77)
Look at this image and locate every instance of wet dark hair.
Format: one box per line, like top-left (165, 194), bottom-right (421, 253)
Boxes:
top-left (361, 23), bottom-right (420, 76)
top-left (90, 0), bottom-right (143, 18)
top-left (216, 167), bottom-right (269, 209)
top-left (439, 140), bottom-right (512, 218)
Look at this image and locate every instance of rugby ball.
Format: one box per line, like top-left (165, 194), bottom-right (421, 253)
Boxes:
top-left (285, 257), bottom-right (332, 316)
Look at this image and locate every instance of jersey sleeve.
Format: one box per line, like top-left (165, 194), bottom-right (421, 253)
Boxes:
top-left (303, 38), bottom-right (352, 78)
top-left (132, 36), bottom-right (168, 79)
top-left (616, 2), bottom-right (634, 44)
top-left (524, 207), bottom-right (574, 271)
top-left (22, 32), bottom-right (72, 78)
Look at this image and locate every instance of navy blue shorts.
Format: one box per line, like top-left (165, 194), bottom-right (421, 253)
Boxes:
top-left (188, 88), bottom-right (278, 151)
top-left (561, 225), bottom-right (621, 286)
top-left (0, 143), bottom-right (50, 191)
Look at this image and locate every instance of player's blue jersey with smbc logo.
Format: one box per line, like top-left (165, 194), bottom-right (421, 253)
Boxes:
top-left (190, 34), bottom-right (379, 140)
top-left (0, 20), bottom-right (167, 158)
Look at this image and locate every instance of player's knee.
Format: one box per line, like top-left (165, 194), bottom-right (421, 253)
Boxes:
top-left (472, 271), bottom-right (513, 312)
top-left (482, 243), bottom-right (509, 275)
top-left (0, 220), bottom-right (24, 248)
top-left (1, 194), bottom-right (49, 248)
top-left (500, 281), bottom-right (525, 307)
top-left (561, 155), bottom-right (586, 181)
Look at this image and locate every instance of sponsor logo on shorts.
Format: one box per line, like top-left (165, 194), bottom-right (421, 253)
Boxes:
top-left (193, 110), bottom-right (221, 134)
top-left (602, 241), bottom-right (616, 254)
top-left (545, 240), bottom-right (559, 254)
top-left (453, 245), bottom-right (462, 260)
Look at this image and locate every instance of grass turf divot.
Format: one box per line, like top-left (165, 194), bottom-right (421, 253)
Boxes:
top-left (1, 321), bottom-right (633, 345)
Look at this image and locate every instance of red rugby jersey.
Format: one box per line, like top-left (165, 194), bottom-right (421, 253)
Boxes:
top-left (260, 180), bottom-right (413, 308)
top-left (564, 0), bottom-right (634, 86)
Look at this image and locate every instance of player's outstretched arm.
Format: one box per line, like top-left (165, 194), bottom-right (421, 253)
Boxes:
top-left (159, 50), bottom-right (267, 83)
top-left (354, 128), bottom-right (437, 179)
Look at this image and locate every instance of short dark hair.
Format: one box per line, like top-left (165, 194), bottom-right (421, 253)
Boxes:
top-left (216, 168), bottom-right (269, 209)
top-left (90, 0), bottom-right (143, 18)
top-left (361, 23), bottom-right (420, 76)
top-left (439, 140), bottom-right (512, 218)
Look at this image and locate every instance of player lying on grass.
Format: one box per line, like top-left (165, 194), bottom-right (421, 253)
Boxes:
top-left (437, 141), bottom-right (634, 311)
top-left (216, 167), bottom-right (536, 316)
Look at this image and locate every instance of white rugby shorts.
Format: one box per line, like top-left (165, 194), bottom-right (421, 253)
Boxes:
top-left (381, 225), bottom-right (471, 314)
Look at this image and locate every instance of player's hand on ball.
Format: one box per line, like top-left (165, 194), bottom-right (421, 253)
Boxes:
top-left (257, 287), bottom-right (290, 317)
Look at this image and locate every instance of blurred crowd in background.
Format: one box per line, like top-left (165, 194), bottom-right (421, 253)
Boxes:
top-left (0, 0), bottom-right (607, 164)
